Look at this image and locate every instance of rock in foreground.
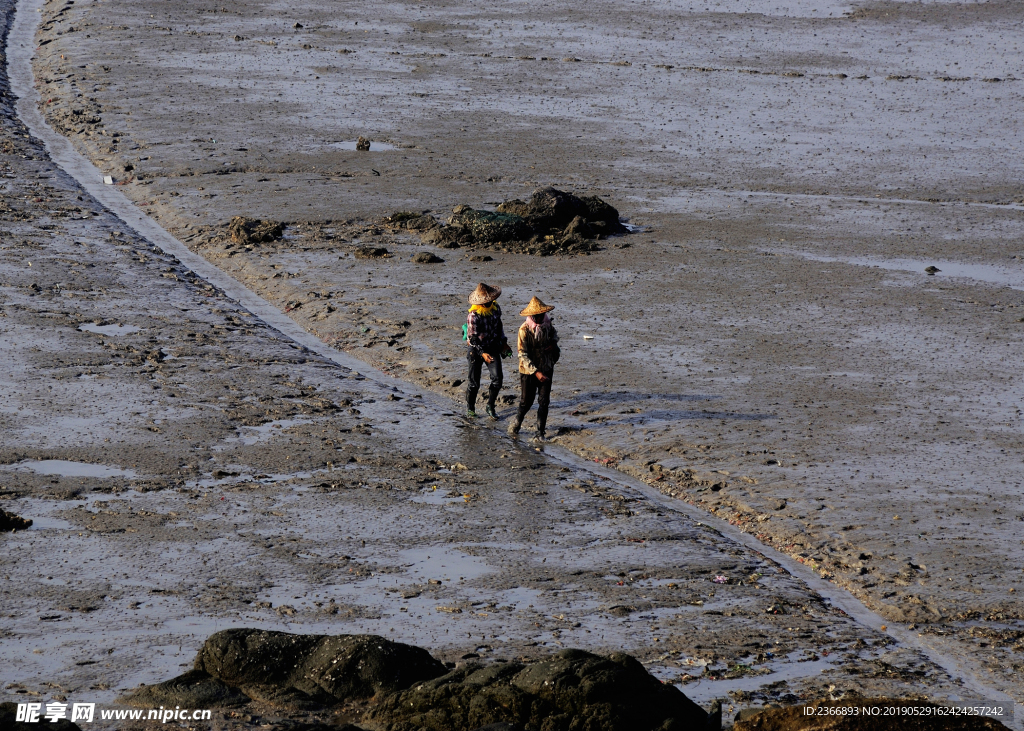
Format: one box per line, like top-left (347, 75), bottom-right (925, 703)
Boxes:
top-left (366, 648), bottom-right (708, 731)
top-left (122, 629), bottom-right (447, 710)
top-left (123, 631), bottom-right (710, 731)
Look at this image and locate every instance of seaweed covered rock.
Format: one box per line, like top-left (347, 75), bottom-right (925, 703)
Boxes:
top-left (229, 216), bottom-right (284, 245)
top-left (442, 208), bottom-right (533, 247)
top-left (417, 187), bottom-right (627, 255)
top-left (366, 648), bottom-right (708, 731)
top-left (498, 187), bottom-right (627, 236)
top-left (0, 508), bottom-right (32, 532)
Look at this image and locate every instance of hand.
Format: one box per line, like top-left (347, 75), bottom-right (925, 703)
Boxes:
top-left (481, 352), bottom-right (494, 364)
top-left (535, 371), bottom-right (548, 382)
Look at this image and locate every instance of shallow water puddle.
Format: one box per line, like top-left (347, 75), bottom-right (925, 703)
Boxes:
top-left (789, 251), bottom-right (1024, 290)
top-left (27, 515), bottom-right (75, 530)
top-left (78, 323), bottom-right (140, 336)
top-left (398, 545), bottom-right (494, 582)
top-left (236, 418), bottom-right (312, 446)
top-left (10, 459), bottom-right (137, 478)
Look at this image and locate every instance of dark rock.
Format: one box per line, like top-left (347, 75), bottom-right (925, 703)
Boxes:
top-left (924, 266), bottom-right (940, 275)
top-left (424, 188), bottom-right (624, 255)
top-left (354, 246), bottom-right (390, 259)
top-left (356, 136), bottom-right (371, 151)
top-left (445, 208), bottom-right (533, 245)
top-left (0, 702), bottom-right (83, 730)
top-left (499, 187), bottom-right (625, 234)
top-left (419, 228), bottom-right (445, 245)
top-left (366, 648), bottom-right (708, 731)
top-left (498, 186), bottom-right (589, 230)
top-left (468, 254), bottom-right (493, 262)
top-left (0, 508), bottom-right (32, 532)
top-left (580, 195), bottom-right (625, 231)
top-left (228, 216), bottom-right (284, 245)
top-left (387, 212), bottom-right (438, 231)
top-left (191, 629), bottom-right (447, 708)
top-left (412, 252), bottom-right (443, 264)
top-left (120, 668), bottom-right (251, 709)
top-left (563, 215), bottom-right (594, 239)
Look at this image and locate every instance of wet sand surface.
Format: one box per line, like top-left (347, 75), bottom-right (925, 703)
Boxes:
top-left (2, 0), bottom-right (1023, 723)
top-left (0, 54), bottom-right (975, 728)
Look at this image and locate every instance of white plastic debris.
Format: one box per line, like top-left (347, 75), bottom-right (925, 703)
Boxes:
top-left (102, 175), bottom-right (114, 185)
top-left (583, 335), bottom-right (594, 340)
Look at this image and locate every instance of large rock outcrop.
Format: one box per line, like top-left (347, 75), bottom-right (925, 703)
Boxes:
top-left (366, 648), bottom-right (709, 731)
top-left (409, 187), bottom-right (628, 255)
top-left (122, 629), bottom-right (447, 710)
top-left (122, 631), bottom-right (710, 731)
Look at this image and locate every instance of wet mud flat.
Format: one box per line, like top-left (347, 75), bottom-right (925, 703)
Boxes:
top-left (4, 0), bottom-right (1024, 723)
top-left (0, 96), bottom-right (981, 727)
top-left (0, 9), bottom-right (992, 727)
top-left (24, 0), bottom-right (1024, 700)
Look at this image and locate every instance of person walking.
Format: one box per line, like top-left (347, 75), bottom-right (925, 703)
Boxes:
top-left (508, 296), bottom-right (560, 440)
top-left (465, 282), bottom-right (510, 419)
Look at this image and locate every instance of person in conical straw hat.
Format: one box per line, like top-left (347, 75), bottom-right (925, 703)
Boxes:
top-left (507, 296), bottom-right (560, 441)
top-left (464, 283), bottom-right (512, 419)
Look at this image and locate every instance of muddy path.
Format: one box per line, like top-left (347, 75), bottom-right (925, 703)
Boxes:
top-left (2, 0), bottom-right (1023, 724)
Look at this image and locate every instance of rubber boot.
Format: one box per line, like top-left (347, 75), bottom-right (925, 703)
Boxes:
top-left (507, 416), bottom-right (522, 437)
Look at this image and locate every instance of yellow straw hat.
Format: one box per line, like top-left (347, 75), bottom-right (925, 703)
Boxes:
top-left (520, 296), bottom-right (555, 317)
top-left (469, 283), bottom-right (501, 305)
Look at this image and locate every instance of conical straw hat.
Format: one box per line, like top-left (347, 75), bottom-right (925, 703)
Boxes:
top-left (469, 282), bottom-right (501, 305)
top-left (520, 296), bottom-right (554, 316)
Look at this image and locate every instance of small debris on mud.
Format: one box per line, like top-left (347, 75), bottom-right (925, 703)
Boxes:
top-left (354, 246), bottom-right (391, 259)
top-left (468, 254), bottom-right (493, 262)
top-left (0, 509), bottom-right (32, 532)
top-left (924, 265), bottom-right (940, 275)
top-left (228, 216), bottom-right (284, 245)
top-left (356, 136), bottom-right (371, 151)
top-left (412, 251), bottom-right (443, 264)
top-left (394, 187), bottom-right (628, 256)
